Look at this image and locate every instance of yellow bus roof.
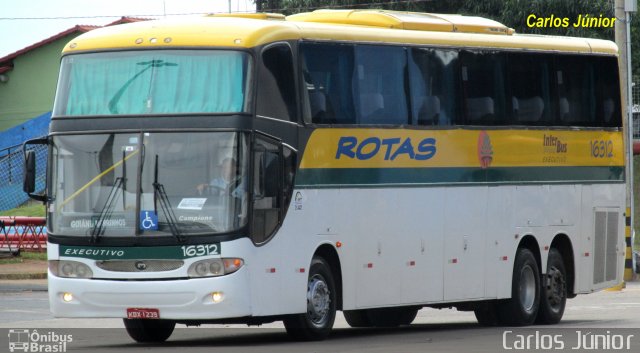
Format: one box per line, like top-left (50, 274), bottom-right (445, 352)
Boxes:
top-left (62, 10), bottom-right (618, 55)
top-left (287, 9), bottom-right (515, 35)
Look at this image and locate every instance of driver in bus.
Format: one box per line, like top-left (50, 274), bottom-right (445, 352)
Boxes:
top-left (196, 157), bottom-right (246, 198)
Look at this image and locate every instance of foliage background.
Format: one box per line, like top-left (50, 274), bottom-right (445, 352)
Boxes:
top-left (254, 0), bottom-right (639, 74)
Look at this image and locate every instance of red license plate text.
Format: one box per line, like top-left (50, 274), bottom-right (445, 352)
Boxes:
top-left (126, 308), bottom-right (160, 319)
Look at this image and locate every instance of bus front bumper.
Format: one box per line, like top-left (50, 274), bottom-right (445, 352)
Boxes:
top-left (48, 268), bottom-right (252, 320)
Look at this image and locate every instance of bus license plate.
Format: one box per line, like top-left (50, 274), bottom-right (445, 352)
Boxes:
top-left (127, 308), bottom-right (160, 319)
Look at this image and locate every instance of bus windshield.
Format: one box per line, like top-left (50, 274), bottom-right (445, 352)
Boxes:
top-left (49, 132), bottom-right (249, 238)
top-left (53, 50), bottom-right (252, 116)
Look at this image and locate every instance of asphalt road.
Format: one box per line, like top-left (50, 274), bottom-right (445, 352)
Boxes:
top-left (1, 282), bottom-right (640, 352)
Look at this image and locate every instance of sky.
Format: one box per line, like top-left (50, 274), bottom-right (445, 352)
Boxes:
top-left (0, 0), bottom-right (256, 58)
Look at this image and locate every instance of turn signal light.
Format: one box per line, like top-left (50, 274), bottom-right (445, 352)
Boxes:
top-left (188, 258), bottom-right (244, 278)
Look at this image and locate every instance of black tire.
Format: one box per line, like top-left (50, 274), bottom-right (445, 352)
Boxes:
top-left (536, 248), bottom-right (567, 324)
top-left (123, 319), bottom-right (175, 343)
top-left (343, 310), bottom-right (373, 328)
top-left (497, 248), bottom-right (540, 326)
top-left (283, 257), bottom-right (337, 341)
top-left (365, 307), bottom-right (419, 328)
top-left (474, 301), bottom-right (501, 326)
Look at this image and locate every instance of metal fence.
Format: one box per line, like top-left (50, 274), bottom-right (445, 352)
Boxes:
top-left (0, 217), bottom-right (47, 251)
top-left (0, 143), bottom-right (47, 211)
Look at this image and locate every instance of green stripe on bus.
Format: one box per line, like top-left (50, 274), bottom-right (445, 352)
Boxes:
top-left (59, 244), bottom-right (220, 260)
top-left (295, 166), bottom-right (625, 187)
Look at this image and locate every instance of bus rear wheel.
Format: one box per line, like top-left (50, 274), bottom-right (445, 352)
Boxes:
top-left (343, 310), bottom-right (373, 328)
top-left (283, 256), bottom-right (336, 341)
top-left (473, 301), bottom-right (501, 326)
top-left (536, 248), bottom-right (567, 324)
top-left (123, 319), bottom-right (175, 343)
top-left (365, 307), bottom-right (419, 327)
top-left (497, 248), bottom-right (540, 325)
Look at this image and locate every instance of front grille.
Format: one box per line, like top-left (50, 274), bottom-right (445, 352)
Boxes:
top-left (96, 260), bottom-right (184, 272)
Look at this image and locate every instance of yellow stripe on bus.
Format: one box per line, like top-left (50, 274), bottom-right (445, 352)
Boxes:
top-left (300, 129), bottom-right (624, 169)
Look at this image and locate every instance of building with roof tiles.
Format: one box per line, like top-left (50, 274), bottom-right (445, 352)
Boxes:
top-left (0, 17), bottom-right (146, 150)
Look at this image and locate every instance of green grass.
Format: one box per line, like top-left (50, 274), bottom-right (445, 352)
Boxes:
top-left (0, 203), bottom-right (46, 217)
top-left (0, 251), bottom-right (47, 264)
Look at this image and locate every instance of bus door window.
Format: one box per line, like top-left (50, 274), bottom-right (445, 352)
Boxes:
top-left (251, 137), bottom-right (296, 244)
top-left (409, 48), bottom-right (458, 126)
top-left (252, 137), bottom-right (282, 243)
top-left (257, 44), bottom-right (297, 122)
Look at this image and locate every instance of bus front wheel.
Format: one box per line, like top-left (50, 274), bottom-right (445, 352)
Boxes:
top-left (284, 256), bottom-right (337, 341)
top-left (497, 248), bottom-right (540, 325)
top-left (536, 248), bottom-right (567, 324)
top-left (123, 318), bottom-right (175, 343)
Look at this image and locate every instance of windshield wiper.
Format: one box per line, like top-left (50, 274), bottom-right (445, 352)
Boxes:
top-left (90, 150), bottom-right (127, 242)
top-left (90, 177), bottom-right (123, 242)
top-left (152, 154), bottom-right (184, 242)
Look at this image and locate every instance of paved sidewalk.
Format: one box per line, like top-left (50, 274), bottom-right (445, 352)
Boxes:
top-left (0, 256), bottom-right (47, 292)
top-left (0, 259), bottom-right (47, 279)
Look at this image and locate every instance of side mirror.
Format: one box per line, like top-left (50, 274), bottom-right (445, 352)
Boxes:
top-left (22, 137), bottom-right (48, 202)
top-left (23, 150), bottom-right (37, 194)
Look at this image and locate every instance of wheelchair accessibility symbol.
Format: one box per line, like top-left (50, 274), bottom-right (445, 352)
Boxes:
top-left (140, 211), bottom-right (158, 230)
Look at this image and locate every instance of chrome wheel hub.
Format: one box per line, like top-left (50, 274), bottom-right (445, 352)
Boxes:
top-left (307, 274), bottom-right (331, 327)
top-left (519, 265), bottom-right (536, 312)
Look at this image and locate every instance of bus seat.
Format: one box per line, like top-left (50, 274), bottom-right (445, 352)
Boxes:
top-left (559, 97), bottom-right (570, 121)
top-left (417, 96), bottom-right (440, 125)
top-left (512, 96), bottom-right (519, 112)
top-left (466, 97), bottom-right (494, 123)
top-left (603, 98), bottom-right (615, 123)
top-left (513, 96), bottom-right (544, 123)
top-left (309, 91), bottom-right (327, 120)
top-left (359, 93), bottom-right (385, 123)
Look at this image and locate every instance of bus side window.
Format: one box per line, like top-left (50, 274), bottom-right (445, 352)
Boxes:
top-left (593, 56), bottom-right (622, 127)
top-left (353, 45), bottom-right (408, 125)
top-left (300, 42), bottom-right (356, 124)
top-left (506, 53), bottom-right (551, 126)
top-left (257, 44), bottom-right (297, 121)
top-left (459, 51), bottom-right (506, 125)
top-left (252, 137), bottom-right (282, 244)
top-left (408, 48), bottom-right (458, 126)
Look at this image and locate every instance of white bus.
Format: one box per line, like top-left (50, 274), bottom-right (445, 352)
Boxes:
top-left (24, 10), bottom-right (626, 342)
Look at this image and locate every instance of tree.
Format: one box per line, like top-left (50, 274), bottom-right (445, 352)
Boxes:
top-left (254, 0), bottom-right (637, 77)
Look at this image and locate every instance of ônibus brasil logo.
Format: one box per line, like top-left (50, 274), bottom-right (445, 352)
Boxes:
top-left (8, 329), bottom-right (72, 352)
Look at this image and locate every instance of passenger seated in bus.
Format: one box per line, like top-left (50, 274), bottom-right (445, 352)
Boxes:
top-left (196, 157), bottom-right (245, 198)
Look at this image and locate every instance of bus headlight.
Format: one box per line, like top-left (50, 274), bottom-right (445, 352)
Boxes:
top-left (188, 258), bottom-right (244, 278)
top-left (49, 260), bottom-right (93, 279)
